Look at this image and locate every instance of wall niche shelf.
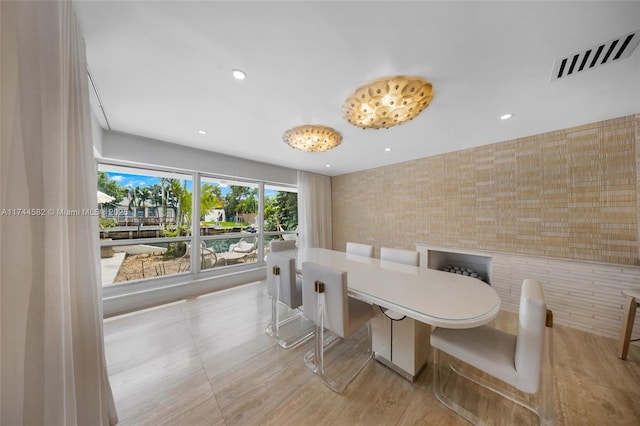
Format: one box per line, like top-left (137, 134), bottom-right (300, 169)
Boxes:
top-left (416, 244), bottom-right (493, 285)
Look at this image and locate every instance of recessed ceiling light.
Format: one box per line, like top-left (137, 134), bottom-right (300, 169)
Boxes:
top-left (384, 147), bottom-right (391, 152)
top-left (325, 164), bottom-right (331, 168)
top-left (500, 113), bottom-right (513, 120)
top-left (232, 69), bottom-right (246, 80)
top-left (197, 130), bottom-right (207, 135)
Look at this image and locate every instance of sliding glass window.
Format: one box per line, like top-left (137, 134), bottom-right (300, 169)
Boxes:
top-left (263, 184), bottom-right (298, 253)
top-left (98, 162), bottom-right (296, 290)
top-left (199, 176), bottom-right (260, 271)
top-left (98, 164), bottom-right (194, 285)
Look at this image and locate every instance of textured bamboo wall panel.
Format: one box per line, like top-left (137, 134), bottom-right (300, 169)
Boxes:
top-left (414, 244), bottom-right (640, 342)
top-left (333, 115), bottom-right (639, 265)
top-left (333, 115), bottom-right (639, 341)
top-left (490, 252), bottom-right (640, 342)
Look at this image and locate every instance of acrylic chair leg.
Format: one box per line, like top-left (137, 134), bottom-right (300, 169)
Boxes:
top-left (314, 323), bottom-right (324, 375)
top-left (316, 294), bottom-right (325, 375)
top-left (316, 322), bottom-right (371, 393)
top-left (538, 324), bottom-right (555, 426)
top-left (265, 275), bottom-right (281, 336)
top-left (304, 324), bottom-right (339, 374)
top-left (274, 274), bottom-right (281, 333)
top-left (433, 348), bottom-right (485, 425)
top-left (304, 294), bottom-right (325, 374)
top-left (434, 344), bottom-right (553, 425)
top-left (266, 273), bottom-right (313, 348)
top-left (618, 294), bottom-right (637, 360)
top-left (304, 294), bottom-right (371, 393)
top-left (313, 293), bottom-right (344, 391)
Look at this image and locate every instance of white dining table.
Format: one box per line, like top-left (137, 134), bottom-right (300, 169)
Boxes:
top-left (280, 247), bottom-right (501, 329)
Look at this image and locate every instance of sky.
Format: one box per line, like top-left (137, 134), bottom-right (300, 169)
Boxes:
top-left (105, 172), bottom-right (279, 197)
top-left (107, 172), bottom-right (162, 189)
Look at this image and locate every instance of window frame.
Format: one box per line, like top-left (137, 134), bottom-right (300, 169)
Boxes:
top-left (98, 160), bottom-right (298, 301)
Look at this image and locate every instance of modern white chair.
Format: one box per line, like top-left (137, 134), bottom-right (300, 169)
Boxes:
top-left (346, 242), bottom-right (374, 258)
top-left (373, 247), bottom-right (428, 379)
top-left (278, 224), bottom-right (298, 241)
top-left (270, 239), bottom-right (296, 252)
top-left (265, 252), bottom-right (314, 348)
top-left (379, 247), bottom-right (420, 321)
top-left (270, 240), bottom-right (299, 275)
top-left (183, 241), bottom-right (226, 269)
top-left (380, 247), bottom-right (420, 267)
top-left (229, 236), bottom-right (257, 254)
top-left (301, 261), bottom-right (374, 392)
top-left (431, 279), bottom-right (554, 425)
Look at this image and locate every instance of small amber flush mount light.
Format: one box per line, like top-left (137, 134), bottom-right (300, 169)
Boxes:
top-left (282, 125), bottom-right (342, 152)
top-left (342, 75), bottom-right (434, 129)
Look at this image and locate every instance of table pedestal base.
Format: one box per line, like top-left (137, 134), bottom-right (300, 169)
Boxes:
top-left (372, 306), bottom-right (431, 381)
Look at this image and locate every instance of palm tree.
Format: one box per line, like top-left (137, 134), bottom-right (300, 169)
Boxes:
top-left (150, 183), bottom-right (163, 220)
top-left (200, 183), bottom-right (223, 220)
top-left (164, 179), bottom-right (181, 226)
top-left (133, 187), bottom-right (151, 223)
top-left (180, 180), bottom-right (192, 231)
top-left (125, 186), bottom-right (136, 225)
top-left (159, 178), bottom-right (169, 226)
top-left (164, 178), bottom-right (192, 232)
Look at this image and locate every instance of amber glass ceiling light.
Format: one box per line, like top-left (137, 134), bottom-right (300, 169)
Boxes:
top-left (282, 125), bottom-right (342, 152)
top-left (343, 75), bottom-right (434, 129)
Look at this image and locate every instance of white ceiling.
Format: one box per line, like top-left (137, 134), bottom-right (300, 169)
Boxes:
top-left (75, 1), bottom-right (640, 177)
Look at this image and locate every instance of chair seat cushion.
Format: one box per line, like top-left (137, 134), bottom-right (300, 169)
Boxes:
top-left (233, 243), bottom-right (255, 253)
top-left (345, 298), bottom-right (373, 338)
top-left (291, 276), bottom-right (303, 308)
top-left (431, 325), bottom-right (517, 388)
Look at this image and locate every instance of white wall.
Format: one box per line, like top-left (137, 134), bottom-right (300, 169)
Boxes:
top-left (102, 130), bottom-right (298, 184)
top-left (90, 110), bottom-right (103, 156)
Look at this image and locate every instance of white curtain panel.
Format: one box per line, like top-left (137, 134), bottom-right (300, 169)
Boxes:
top-left (1, 1), bottom-right (117, 425)
top-left (298, 171), bottom-right (332, 249)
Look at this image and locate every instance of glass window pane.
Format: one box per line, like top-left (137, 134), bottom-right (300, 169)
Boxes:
top-left (101, 242), bottom-right (191, 284)
top-left (263, 234), bottom-right (281, 253)
top-left (97, 165), bottom-right (193, 240)
top-left (200, 237), bottom-right (259, 271)
top-left (200, 176), bottom-right (259, 233)
top-left (264, 184), bottom-right (298, 234)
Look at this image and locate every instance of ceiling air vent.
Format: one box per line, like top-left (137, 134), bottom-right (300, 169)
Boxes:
top-left (550, 30), bottom-right (640, 81)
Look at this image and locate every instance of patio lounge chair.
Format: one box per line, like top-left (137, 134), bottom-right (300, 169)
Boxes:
top-left (183, 242), bottom-right (227, 269)
top-left (229, 237), bottom-right (257, 254)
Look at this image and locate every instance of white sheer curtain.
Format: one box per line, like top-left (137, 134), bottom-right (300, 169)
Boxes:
top-left (1, 1), bottom-right (117, 424)
top-left (297, 171), bottom-right (332, 249)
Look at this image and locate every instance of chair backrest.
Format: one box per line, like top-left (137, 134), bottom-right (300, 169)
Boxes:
top-left (267, 252), bottom-right (301, 309)
top-left (346, 242), bottom-right (374, 258)
top-left (514, 279), bottom-right (547, 393)
top-left (302, 262), bottom-right (349, 338)
top-left (270, 240), bottom-right (296, 252)
top-left (380, 247), bottom-right (419, 267)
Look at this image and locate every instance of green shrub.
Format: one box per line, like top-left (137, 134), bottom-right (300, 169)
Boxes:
top-left (99, 217), bottom-right (117, 230)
